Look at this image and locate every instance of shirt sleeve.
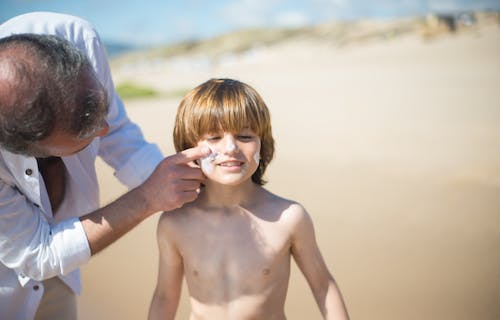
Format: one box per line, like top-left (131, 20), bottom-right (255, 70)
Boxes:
top-left (74, 16), bottom-right (164, 188)
top-left (0, 181), bottom-right (91, 281)
top-left (0, 12), bottom-right (163, 280)
top-left (0, 12), bottom-right (164, 188)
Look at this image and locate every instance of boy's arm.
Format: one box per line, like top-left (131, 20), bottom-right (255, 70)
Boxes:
top-left (289, 204), bottom-right (350, 320)
top-left (148, 213), bottom-right (184, 320)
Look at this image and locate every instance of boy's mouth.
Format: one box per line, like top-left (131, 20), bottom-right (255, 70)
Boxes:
top-left (219, 161), bottom-right (243, 167)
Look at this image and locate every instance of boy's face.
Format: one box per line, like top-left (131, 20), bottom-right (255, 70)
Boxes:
top-left (197, 128), bottom-right (260, 186)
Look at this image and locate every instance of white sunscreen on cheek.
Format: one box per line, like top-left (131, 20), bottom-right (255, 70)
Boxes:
top-left (200, 144), bottom-right (219, 175)
top-left (253, 141), bottom-right (261, 165)
top-left (253, 151), bottom-right (260, 165)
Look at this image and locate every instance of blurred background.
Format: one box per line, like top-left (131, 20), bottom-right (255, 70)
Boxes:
top-left (2, 1), bottom-right (500, 319)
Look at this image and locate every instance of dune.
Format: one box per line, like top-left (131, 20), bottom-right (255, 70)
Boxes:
top-left (78, 18), bottom-right (500, 320)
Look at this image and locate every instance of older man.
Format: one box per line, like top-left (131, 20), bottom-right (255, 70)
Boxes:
top-left (0, 12), bottom-right (208, 319)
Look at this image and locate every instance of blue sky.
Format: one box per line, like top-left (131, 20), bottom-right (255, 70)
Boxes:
top-left (1, 0), bottom-right (499, 46)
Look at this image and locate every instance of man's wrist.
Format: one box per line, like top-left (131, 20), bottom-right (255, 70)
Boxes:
top-left (130, 184), bottom-right (155, 217)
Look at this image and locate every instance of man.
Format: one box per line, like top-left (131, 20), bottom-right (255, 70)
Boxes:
top-left (0, 12), bottom-right (208, 319)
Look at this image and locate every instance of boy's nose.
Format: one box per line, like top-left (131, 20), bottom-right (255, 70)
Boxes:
top-left (222, 134), bottom-right (237, 153)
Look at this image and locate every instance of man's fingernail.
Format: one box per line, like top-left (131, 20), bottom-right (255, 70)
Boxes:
top-left (201, 146), bottom-right (210, 154)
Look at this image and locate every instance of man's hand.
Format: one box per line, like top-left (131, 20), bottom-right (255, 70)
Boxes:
top-left (81, 145), bottom-right (210, 255)
top-left (138, 145), bottom-right (210, 213)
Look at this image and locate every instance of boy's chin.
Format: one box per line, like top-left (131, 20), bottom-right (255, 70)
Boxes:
top-left (206, 176), bottom-right (251, 187)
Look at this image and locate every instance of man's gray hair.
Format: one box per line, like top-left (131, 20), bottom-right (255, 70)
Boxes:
top-left (0, 33), bottom-right (109, 156)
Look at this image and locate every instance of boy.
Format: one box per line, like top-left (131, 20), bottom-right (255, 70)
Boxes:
top-left (149, 78), bottom-right (349, 319)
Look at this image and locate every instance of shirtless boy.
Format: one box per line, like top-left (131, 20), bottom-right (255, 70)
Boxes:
top-left (148, 78), bottom-right (349, 320)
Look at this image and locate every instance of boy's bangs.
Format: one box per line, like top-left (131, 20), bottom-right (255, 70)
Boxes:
top-left (197, 101), bottom-right (261, 136)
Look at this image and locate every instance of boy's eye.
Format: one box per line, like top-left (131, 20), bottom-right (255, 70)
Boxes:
top-left (206, 136), bottom-right (221, 141)
top-left (237, 135), bottom-right (253, 141)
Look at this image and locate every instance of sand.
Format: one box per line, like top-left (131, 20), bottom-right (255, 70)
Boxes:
top-left (77, 25), bottom-right (500, 320)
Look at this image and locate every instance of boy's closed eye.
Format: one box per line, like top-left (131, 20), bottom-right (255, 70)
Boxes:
top-left (237, 135), bottom-right (254, 141)
top-left (206, 136), bottom-right (221, 142)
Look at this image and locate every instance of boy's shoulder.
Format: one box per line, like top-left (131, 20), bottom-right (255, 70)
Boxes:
top-left (257, 187), bottom-right (310, 223)
top-left (259, 188), bottom-right (301, 208)
top-left (158, 201), bottom-right (200, 229)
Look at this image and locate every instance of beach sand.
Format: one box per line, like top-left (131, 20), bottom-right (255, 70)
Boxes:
top-left (78, 25), bottom-right (500, 319)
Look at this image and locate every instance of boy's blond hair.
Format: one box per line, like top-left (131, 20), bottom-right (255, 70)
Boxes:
top-left (173, 78), bottom-right (274, 185)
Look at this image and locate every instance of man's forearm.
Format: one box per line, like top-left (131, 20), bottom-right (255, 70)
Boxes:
top-left (80, 145), bottom-right (209, 255)
top-left (80, 185), bottom-right (153, 255)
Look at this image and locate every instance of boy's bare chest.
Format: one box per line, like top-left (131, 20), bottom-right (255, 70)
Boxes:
top-left (177, 214), bottom-right (291, 290)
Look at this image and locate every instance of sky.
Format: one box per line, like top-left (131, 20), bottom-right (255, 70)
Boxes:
top-left (1, 0), bottom-right (500, 46)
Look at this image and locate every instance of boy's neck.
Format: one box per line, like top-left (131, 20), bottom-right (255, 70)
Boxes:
top-left (201, 179), bottom-right (259, 208)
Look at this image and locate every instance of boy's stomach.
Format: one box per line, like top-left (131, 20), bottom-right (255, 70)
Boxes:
top-left (188, 293), bottom-right (287, 320)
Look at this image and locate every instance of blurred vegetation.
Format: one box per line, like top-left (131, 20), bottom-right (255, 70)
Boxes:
top-left (111, 27), bottom-right (310, 67)
top-left (116, 82), bottom-right (157, 99)
top-left (161, 88), bottom-right (190, 99)
top-left (115, 82), bottom-right (190, 100)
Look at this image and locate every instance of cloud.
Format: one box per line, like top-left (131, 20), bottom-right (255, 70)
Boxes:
top-left (428, 0), bottom-right (500, 12)
top-left (329, 0), bottom-right (350, 6)
top-left (428, 0), bottom-right (466, 12)
top-left (275, 10), bottom-right (310, 28)
top-left (219, 0), bottom-right (283, 28)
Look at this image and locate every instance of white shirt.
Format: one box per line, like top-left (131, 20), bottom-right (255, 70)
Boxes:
top-left (0, 12), bottom-right (164, 319)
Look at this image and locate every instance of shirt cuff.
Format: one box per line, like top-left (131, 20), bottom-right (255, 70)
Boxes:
top-left (114, 144), bottom-right (163, 189)
top-left (52, 217), bottom-right (91, 276)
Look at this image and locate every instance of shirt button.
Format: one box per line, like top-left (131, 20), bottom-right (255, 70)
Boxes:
top-left (33, 285), bottom-right (39, 291)
top-left (25, 168), bottom-right (33, 176)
